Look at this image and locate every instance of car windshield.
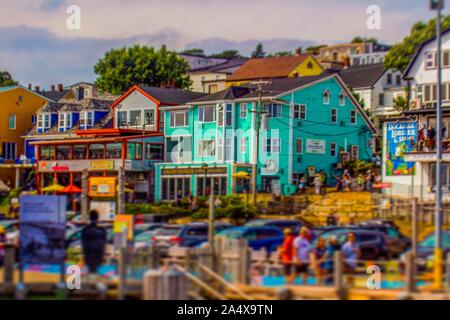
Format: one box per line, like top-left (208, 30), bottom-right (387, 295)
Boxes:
top-left (136, 231), bottom-right (153, 242)
top-left (245, 220), bottom-right (265, 227)
top-left (419, 232), bottom-right (450, 248)
top-left (218, 228), bottom-right (243, 239)
top-left (157, 226), bottom-right (181, 236)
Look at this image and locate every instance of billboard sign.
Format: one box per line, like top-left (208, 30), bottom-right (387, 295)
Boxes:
top-left (19, 195), bottom-right (67, 264)
top-left (385, 122), bottom-right (417, 176)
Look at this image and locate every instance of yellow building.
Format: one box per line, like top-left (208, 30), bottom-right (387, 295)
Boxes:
top-left (0, 85), bottom-right (49, 187)
top-left (226, 54), bottom-right (323, 86)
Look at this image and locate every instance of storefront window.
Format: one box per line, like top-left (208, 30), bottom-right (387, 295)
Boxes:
top-left (89, 144), bottom-right (105, 159)
top-left (40, 145), bottom-right (54, 160)
top-left (106, 143), bottom-right (122, 159)
top-left (161, 177), bottom-right (190, 201)
top-left (73, 145), bottom-right (87, 160)
top-left (127, 142), bottom-right (142, 160)
top-left (56, 145), bottom-right (71, 160)
top-left (145, 143), bottom-right (163, 160)
top-left (197, 177), bottom-right (227, 196)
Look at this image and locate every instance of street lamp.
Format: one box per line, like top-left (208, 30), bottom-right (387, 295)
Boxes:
top-left (431, 0), bottom-right (444, 289)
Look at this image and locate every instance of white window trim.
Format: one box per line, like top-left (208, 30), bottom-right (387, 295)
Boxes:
top-left (240, 138), bottom-right (247, 153)
top-left (170, 110), bottom-right (189, 127)
top-left (198, 139), bottom-right (216, 157)
top-left (296, 138), bottom-right (303, 154)
top-left (264, 138), bottom-right (280, 153)
top-left (240, 103), bottom-right (247, 118)
top-left (9, 113), bottom-right (16, 130)
top-left (339, 92), bottom-right (345, 106)
top-left (80, 111), bottom-right (94, 127)
top-left (323, 89), bottom-right (331, 105)
top-left (199, 105), bottom-right (216, 123)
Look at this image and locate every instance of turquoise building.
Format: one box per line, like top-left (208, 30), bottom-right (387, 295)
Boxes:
top-left (155, 74), bottom-right (377, 201)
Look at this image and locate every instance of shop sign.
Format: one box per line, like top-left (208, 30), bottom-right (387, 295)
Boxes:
top-left (161, 167), bottom-right (227, 176)
top-left (88, 177), bottom-right (116, 197)
top-left (306, 139), bottom-right (326, 154)
top-left (385, 122), bottom-right (416, 176)
top-left (113, 214), bottom-right (134, 240)
top-left (90, 160), bottom-right (114, 171)
top-left (90, 200), bottom-right (116, 221)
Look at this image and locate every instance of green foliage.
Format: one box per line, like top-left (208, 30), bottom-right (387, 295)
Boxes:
top-left (267, 51), bottom-right (293, 57)
top-left (0, 70), bottom-right (18, 87)
top-left (305, 45), bottom-right (327, 55)
top-left (348, 86), bottom-right (371, 119)
top-left (180, 48), bottom-right (206, 56)
top-left (392, 94), bottom-right (409, 112)
top-left (251, 42), bottom-right (266, 58)
top-left (210, 50), bottom-right (242, 59)
top-left (351, 36), bottom-right (378, 44)
top-left (343, 160), bottom-right (374, 176)
top-left (385, 15), bottom-right (450, 71)
top-left (94, 45), bottom-right (192, 95)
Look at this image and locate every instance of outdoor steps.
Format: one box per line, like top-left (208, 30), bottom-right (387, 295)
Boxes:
top-left (301, 192), bottom-right (377, 225)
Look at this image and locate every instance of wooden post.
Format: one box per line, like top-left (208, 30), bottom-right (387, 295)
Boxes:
top-left (446, 252), bottom-right (450, 293)
top-left (117, 166), bottom-right (126, 214)
top-left (142, 269), bottom-right (164, 300)
top-left (142, 267), bottom-right (187, 300)
top-left (3, 245), bottom-right (15, 284)
top-left (412, 198), bottom-right (418, 258)
top-left (118, 247), bottom-right (127, 300)
top-left (237, 238), bottom-right (251, 284)
top-left (81, 169), bottom-right (89, 223)
top-left (334, 251), bottom-right (345, 299)
top-left (405, 252), bottom-right (416, 294)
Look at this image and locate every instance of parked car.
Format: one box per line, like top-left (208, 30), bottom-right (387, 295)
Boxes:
top-left (0, 220), bottom-right (19, 242)
top-left (401, 230), bottom-right (450, 271)
top-left (245, 219), bottom-right (303, 233)
top-left (217, 226), bottom-right (284, 253)
top-left (134, 223), bottom-right (165, 236)
top-left (316, 228), bottom-right (389, 260)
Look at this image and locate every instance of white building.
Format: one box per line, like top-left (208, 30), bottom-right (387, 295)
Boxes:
top-left (350, 52), bottom-right (387, 66)
top-left (340, 63), bottom-right (406, 129)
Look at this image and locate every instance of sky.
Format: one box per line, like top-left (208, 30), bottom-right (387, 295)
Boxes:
top-left (0, 0), bottom-right (447, 88)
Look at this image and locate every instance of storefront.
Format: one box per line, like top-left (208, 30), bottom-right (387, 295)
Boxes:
top-left (154, 162), bottom-right (251, 201)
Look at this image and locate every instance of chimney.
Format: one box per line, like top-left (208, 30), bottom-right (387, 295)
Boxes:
top-left (295, 47), bottom-right (303, 56)
top-left (57, 84), bottom-right (63, 92)
top-left (34, 85), bottom-right (40, 92)
top-left (50, 84), bottom-right (56, 91)
top-left (28, 83), bottom-right (32, 90)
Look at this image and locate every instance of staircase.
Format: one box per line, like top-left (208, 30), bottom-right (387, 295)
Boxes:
top-left (301, 192), bottom-right (376, 225)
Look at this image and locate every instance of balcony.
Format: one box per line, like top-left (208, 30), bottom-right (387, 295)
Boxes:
top-left (404, 139), bottom-right (450, 162)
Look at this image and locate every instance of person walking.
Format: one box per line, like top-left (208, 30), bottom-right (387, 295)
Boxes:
top-left (342, 232), bottom-right (360, 286)
top-left (357, 174), bottom-right (364, 192)
top-left (298, 177), bottom-right (306, 194)
top-left (311, 237), bottom-right (328, 285)
top-left (320, 171), bottom-right (327, 195)
top-left (313, 174), bottom-right (322, 195)
top-left (293, 227), bottom-right (311, 284)
top-left (279, 228), bottom-right (295, 283)
top-left (323, 236), bottom-right (341, 285)
top-left (81, 210), bottom-right (107, 275)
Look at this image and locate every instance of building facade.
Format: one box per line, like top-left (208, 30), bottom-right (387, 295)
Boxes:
top-left (155, 74), bottom-right (376, 201)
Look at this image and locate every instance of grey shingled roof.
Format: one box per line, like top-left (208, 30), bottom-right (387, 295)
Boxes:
top-left (339, 63), bottom-right (386, 89)
top-left (42, 90), bottom-right (71, 102)
top-left (138, 86), bottom-right (206, 105)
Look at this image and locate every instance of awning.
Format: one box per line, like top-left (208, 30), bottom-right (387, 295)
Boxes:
top-left (232, 171), bottom-right (251, 179)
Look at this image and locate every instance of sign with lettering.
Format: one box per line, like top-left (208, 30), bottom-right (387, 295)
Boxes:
top-left (90, 160), bottom-right (114, 171)
top-left (385, 122), bottom-right (417, 176)
top-left (306, 139), bottom-right (326, 154)
top-left (88, 177), bottom-right (116, 197)
top-left (161, 167), bottom-right (227, 176)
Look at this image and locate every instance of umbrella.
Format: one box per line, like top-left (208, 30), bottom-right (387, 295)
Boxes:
top-left (41, 183), bottom-right (65, 193)
top-left (57, 184), bottom-right (82, 194)
top-left (232, 171), bottom-right (251, 179)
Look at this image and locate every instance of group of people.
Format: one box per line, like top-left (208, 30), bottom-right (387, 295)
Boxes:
top-left (279, 227), bottom-right (360, 285)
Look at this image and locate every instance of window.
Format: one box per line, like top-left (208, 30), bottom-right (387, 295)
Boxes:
top-left (59, 113), bottom-right (64, 128)
top-left (294, 104), bottom-right (306, 119)
top-left (170, 110), bottom-right (189, 127)
top-left (425, 51), bottom-right (435, 69)
top-left (296, 138), bottom-right (303, 154)
top-left (386, 73), bottom-right (392, 85)
top-left (307, 62), bottom-right (313, 69)
top-left (2, 142), bottom-right (16, 160)
top-left (339, 93), bottom-right (345, 106)
top-left (89, 144), bottom-right (105, 159)
top-left (44, 114), bottom-right (50, 128)
top-left (350, 110), bottom-right (357, 124)
top-left (39, 145), bottom-right (54, 161)
top-left (145, 143), bottom-right (163, 160)
top-left (292, 173), bottom-right (302, 185)
top-left (226, 104), bottom-right (232, 126)
top-left (198, 140), bottom-right (215, 157)
top-left (240, 103), bottom-right (247, 118)
top-left (37, 114), bottom-right (43, 128)
top-left (331, 108), bottom-right (338, 123)
top-left (117, 111), bottom-right (127, 127)
top-left (198, 105), bottom-right (215, 122)
top-left (31, 115), bottom-right (36, 124)
top-left (127, 142), bottom-right (142, 160)
top-left (350, 145), bottom-right (359, 160)
top-left (129, 110), bottom-right (142, 126)
top-left (264, 138), bottom-right (280, 153)
top-left (72, 145), bottom-right (87, 160)
top-left (144, 110), bottom-right (155, 126)
top-left (105, 143), bottom-right (122, 159)
top-left (208, 84), bottom-right (218, 94)
top-left (56, 145), bottom-right (70, 160)
top-left (323, 90), bottom-right (330, 104)
top-left (80, 111), bottom-right (94, 127)
top-left (58, 113), bottom-right (72, 130)
top-left (265, 104), bottom-right (281, 117)
top-left (240, 138), bottom-right (247, 153)
top-left (444, 50), bottom-right (450, 67)
top-left (8, 114), bottom-right (16, 129)
top-left (379, 93), bottom-right (385, 106)
top-left (396, 74), bottom-right (402, 86)
top-left (330, 142), bottom-right (337, 157)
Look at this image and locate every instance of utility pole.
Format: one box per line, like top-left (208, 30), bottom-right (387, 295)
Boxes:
top-left (431, 0), bottom-right (444, 289)
top-left (250, 80), bottom-right (270, 205)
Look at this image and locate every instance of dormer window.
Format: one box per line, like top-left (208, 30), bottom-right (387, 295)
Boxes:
top-left (323, 89), bottom-right (331, 105)
top-left (58, 112), bottom-right (72, 131)
top-left (37, 113), bottom-right (51, 131)
top-left (80, 111), bottom-right (94, 128)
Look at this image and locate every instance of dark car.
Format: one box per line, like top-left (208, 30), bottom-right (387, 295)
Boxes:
top-left (245, 219), bottom-right (303, 233)
top-left (401, 231), bottom-right (450, 271)
top-left (316, 228), bottom-right (389, 260)
top-left (217, 226), bottom-right (284, 253)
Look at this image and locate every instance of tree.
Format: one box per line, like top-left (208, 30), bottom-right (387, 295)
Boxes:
top-left (94, 45), bottom-right (192, 95)
top-left (267, 51), bottom-right (293, 57)
top-left (385, 15), bottom-right (450, 71)
top-left (180, 48), bottom-right (205, 57)
top-left (305, 45), bottom-right (327, 55)
top-left (0, 70), bottom-right (18, 87)
top-left (351, 36), bottom-right (378, 44)
top-left (210, 50), bottom-right (242, 59)
top-left (251, 42), bottom-right (266, 58)
top-left (349, 86), bottom-right (372, 119)
top-left (393, 95), bottom-right (408, 112)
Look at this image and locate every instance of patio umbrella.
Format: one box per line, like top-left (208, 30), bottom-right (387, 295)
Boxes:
top-left (232, 171), bottom-right (251, 179)
top-left (57, 184), bottom-right (82, 194)
top-left (41, 183), bottom-right (65, 193)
